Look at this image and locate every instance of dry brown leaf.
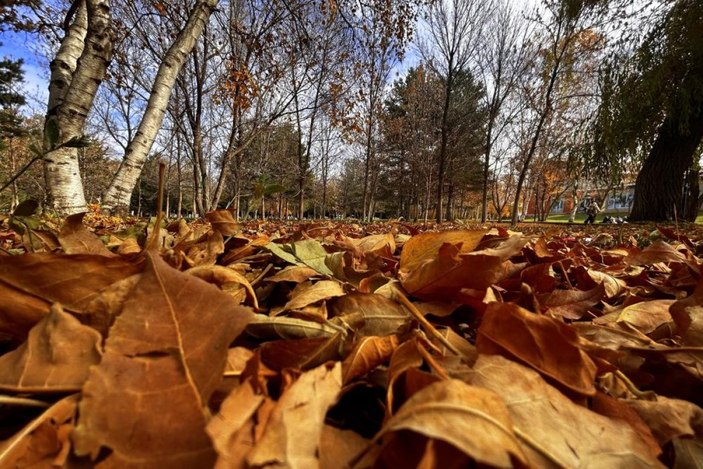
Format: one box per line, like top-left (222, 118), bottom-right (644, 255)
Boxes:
top-left (0, 394), bottom-right (78, 468)
top-left (0, 304), bottom-right (102, 393)
top-left (207, 379), bottom-right (267, 469)
top-left (616, 299), bottom-right (676, 336)
top-left (245, 313), bottom-right (339, 340)
top-left (0, 253), bottom-right (143, 338)
top-left (260, 333), bottom-right (344, 370)
top-left (342, 335), bottom-right (399, 384)
top-left (399, 234), bottom-right (525, 301)
top-left (246, 362), bottom-right (342, 469)
top-left (625, 395), bottom-right (703, 445)
top-left (590, 392), bottom-right (662, 459)
top-left (280, 280), bottom-right (345, 313)
top-left (266, 265), bottom-right (320, 283)
top-left (399, 230), bottom-right (486, 273)
top-left (58, 212), bottom-right (115, 256)
top-left (373, 379), bottom-right (527, 468)
top-left (184, 230), bottom-right (225, 267)
top-left (583, 269), bottom-right (627, 299)
top-left (469, 355), bottom-right (664, 468)
top-left (117, 237), bottom-right (142, 255)
top-left (225, 347), bottom-right (255, 375)
top-left (386, 337), bottom-right (441, 415)
top-left (625, 240), bottom-right (687, 265)
top-left (670, 280), bottom-right (703, 346)
top-left (188, 264), bottom-right (259, 308)
top-left (329, 292), bottom-right (410, 337)
top-left (433, 326), bottom-right (477, 364)
top-left (672, 437), bottom-right (703, 469)
top-left (72, 252), bottom-right (253, 467)
top-left (540, 283), bottom-right (605, 320)
top-left (351, 233), bottom-right (396, 257)
top-left (477, 302), bottom-right (598, 396)
top-left (206, 209), bottom-right (240, 236)
top-left (320, 425), bottom-right (372, 469)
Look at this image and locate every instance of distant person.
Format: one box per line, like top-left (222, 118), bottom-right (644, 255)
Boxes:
top-left (584, 201), bottom-right (600, 224)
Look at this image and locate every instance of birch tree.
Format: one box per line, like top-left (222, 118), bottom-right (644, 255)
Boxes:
top-left (101, 0), bottom-right (218, 213)
top-left (43, 0), bottom-right (114, 215)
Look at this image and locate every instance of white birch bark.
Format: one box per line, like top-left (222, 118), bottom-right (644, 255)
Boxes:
top-left (44, 0), bottom-right (114, 215)
top-left (101, 0), bottom-right (219, 212)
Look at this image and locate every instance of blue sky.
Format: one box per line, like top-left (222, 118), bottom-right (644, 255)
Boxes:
top-left (0, 30), bottom-right (49, 113)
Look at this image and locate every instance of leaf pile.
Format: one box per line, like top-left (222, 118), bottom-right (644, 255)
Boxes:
top-left (1, 211), bottom-right (703, 468)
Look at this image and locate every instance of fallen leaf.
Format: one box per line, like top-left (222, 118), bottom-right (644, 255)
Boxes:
top-left (206, 210), bottom-right (240, 236)
top-left (477, 302), bottom-right (598, 396)
top-left (207, 379), bottom-right (266, 469)
top-left (373, 379), bottom-right (527, 468)
top-left (188, 264), bottom-right (259, 308)
top-left (590, 392), bottom-right (662, 459)
top-left (616, 299), bottom-right (675, 336)
top-left (386, 337), bottom-right (441, 414)
top-left (672, 437), bottom-right (703, 469)
top-left (0, 304), bottom-right (102, 393)
top-left (266, 265), bottom-right (320, 283)
top-left (320, 425), bottom-right (372, 469)
top-left (399, 230), bottom-right (486, 273)
top-left (626, 240), bottom-right (687, 265)
top-left (342, 335), bottom-right (399, 384)
top-left (266, 239), bottom-right (334, 276)
top-left (399, 234), bottom-right (525, 301)
top-left (72, 252), bottom-right (253, 467)
top-left (0, 253), bottom-right (143, 338)
top-left (246, 362), bottom-right (342, 469)
top-left (279, 280), bottom-right (345, 313)
top-left (539, 283), bottom-right (605, 320)
top-left (0, 394), bottom-right (78, 468)
top-left (329, 292), bottom-right (410, 337)
top-left (670, 280), bottom-right (703, 346)
top-left (581, 269), bottom-right (627, 299)
top-left (225, 347), bottom-right (254, 375)
top-left (469, 355), bottom-right (664, 468)
top-left (58, 212), bottom-right (114, 256)
top-left (625, 395), bottom-right (703, 445)
top-left (260, 333), bottom-right (344, 370)
top-left (245, 314), bottom-right (339, 340)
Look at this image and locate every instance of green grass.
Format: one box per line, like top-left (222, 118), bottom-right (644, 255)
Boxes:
top-left (544, 213), bottom-right (586, 223)
top-left (545, 211), bottom-right (703, 224)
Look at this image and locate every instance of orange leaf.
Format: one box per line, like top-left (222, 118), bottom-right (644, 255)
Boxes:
top-left (477, 302), bottom-right (598, 396)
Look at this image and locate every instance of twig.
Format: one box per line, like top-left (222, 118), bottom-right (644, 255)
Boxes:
top-left (0, 155), bottom-right (43, 195)
top-left (395, 290), bottom-right (463, 358)
top-left (614, 370), bottom-right (657, 400)
top-left (146, 162), bottom-right (166, 251)
top-left (0, 395), bottom-right (51, 408)
top-left (251, 263), bottom-right (273, 287)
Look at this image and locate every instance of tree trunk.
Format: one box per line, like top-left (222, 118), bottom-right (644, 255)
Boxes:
top-left (101, 0), bottom-right (218, 213)
top-left (44, 0), bottom-right (113, 215)
top-left (630, 112), bottom-right (703, 222)
top-left (436, 72), bottom-right (453, 224)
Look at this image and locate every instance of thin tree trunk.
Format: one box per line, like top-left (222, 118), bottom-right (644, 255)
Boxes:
top-left (102, 0), bottom-right (218, 212)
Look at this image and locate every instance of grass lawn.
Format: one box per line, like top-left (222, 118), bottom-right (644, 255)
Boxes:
top-left (545, 211), bottom-right (703, 224)
top-left (544, 213), bottom-right (586, 223)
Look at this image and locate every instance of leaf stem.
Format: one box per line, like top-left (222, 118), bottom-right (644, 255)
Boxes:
top-left (395, 290), bottom-right (463, 358)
